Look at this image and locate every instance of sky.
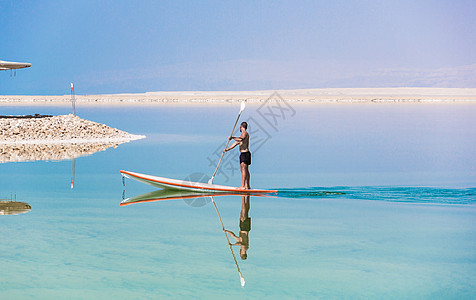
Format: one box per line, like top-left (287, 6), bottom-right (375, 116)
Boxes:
top-left (1, 0), bottom-right (475, 95)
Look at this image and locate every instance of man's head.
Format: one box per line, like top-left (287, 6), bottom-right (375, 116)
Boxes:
top-left (240, 248), bottom-right (248, 260)
top-left (240, 122), bottom-right (248, 132)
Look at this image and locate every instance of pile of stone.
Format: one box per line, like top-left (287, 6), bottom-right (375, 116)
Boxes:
top-left (0, 114), bottom-right (53, 119)
top-left (0, 114), bottom-right (144, 162)
top-left (0, 114), bottom-right (144, 144)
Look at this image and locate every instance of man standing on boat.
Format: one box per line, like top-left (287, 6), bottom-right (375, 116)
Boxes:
top-left (223, 122), bottom-right (251, 190)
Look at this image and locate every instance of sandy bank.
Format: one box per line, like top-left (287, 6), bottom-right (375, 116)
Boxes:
top-left (0, 114), bottom-right (145, 144)
top-left (0, 114), bottom-right (144, 162)
top-left (1, 88), bottom-right (475, 106)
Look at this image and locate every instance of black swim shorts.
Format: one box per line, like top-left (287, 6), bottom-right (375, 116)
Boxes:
top-left (239, 151), bottom-right (251, 165)
top-left (240, 217), bottom-right (251, 232)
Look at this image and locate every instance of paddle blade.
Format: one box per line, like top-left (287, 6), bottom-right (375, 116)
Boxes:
top-left (240, 101), bottom-right (246, 113)
top-left (208, 177), bottom-right (214, 184)
top-left (241, 276), bottom-right (245, 287)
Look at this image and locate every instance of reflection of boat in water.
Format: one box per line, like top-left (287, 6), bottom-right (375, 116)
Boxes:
top-left (0, 201), bottom-right (32, 215)
top-left (122, 189), bottom-right (213, 206)
top-left (121, 189), bottom-right (269, 206)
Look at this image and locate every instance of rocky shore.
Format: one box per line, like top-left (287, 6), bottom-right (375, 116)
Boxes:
top-left (0, 114), bottom-right (144, 144)
top-left (0, 114), bottom-right (145, 162)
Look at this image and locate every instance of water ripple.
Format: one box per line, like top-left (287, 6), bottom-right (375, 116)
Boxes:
top-left (276, 187), bottom-right (476, 205)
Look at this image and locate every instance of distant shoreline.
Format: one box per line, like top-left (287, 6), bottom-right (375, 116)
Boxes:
top-left (1, 88), bottom-right (475, 106)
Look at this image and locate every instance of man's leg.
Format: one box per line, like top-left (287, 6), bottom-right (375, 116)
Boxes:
top-left (244, 164), bottom-right (250, 189)
top-left (239, 162), bottom-right (246, 189)
top-left (240, 195), bottom-right (249, 221)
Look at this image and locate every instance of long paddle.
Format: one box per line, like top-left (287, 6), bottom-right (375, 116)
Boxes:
top-left (210, 196), bottom-right (246, 287)
top-left (208, 101), bottom-right (246, 184)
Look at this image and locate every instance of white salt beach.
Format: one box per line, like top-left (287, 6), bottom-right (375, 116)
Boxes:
top-left (1, 88), bottom-right (475, 106)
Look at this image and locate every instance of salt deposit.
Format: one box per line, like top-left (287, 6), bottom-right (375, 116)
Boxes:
top-left (0, 114), bottom-right (145, 162)
top-left (0, 114), bottom-right (144, 144)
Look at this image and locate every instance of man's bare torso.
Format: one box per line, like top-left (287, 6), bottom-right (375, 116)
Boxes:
top-left (239, 130), bottom-right (249, 152)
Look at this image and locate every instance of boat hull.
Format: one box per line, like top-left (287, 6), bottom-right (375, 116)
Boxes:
top-left (120, 170), bottom-right (278, 194)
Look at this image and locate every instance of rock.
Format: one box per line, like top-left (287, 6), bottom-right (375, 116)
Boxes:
top-left (0, 114), bottom-right (145, 144)
top-left (0, 114), bottom-right (145, 162)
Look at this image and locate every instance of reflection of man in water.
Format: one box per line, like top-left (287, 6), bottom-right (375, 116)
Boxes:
top-left (224, 195), bottom-right (251, 260)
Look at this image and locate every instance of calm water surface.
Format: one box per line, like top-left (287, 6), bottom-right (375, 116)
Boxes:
top-left (1, 104), bottom-right (475, 299)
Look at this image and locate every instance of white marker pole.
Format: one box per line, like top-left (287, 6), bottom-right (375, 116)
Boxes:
top-left (70, 83), bottom-right (75, 116)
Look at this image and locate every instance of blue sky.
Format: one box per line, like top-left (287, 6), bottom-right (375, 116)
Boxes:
top-left (1, 0), bottom-right (475, 95)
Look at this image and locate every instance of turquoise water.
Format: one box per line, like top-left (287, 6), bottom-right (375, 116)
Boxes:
top-left (276, 186), bottom-right (476, 205)
top-left (1, 104), bottom-right (475, 298)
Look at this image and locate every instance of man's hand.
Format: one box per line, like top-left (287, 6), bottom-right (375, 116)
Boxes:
top-left (223, 149), bottom-right (226, 153)
top-left (228, 136), bottom-right (233, 141)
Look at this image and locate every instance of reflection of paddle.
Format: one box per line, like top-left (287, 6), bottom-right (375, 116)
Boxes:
top-left (70, 158), bottom-right (75, 189)
top-left (210, 196), bottom-right (245, 287)
top-left (209, 101), bottom-right (246, 184)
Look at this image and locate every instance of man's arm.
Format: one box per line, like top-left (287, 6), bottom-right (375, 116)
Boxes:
top-left (224, 131), bottom-right (247, 152)
top-left (229, 131), bottom-right (246, 142)
top-left (224, 229), bottom-right (239, 244)
top-left (224, 229), bottom-right (237, 238)
top-left (224, 141), bottom-right (239, 153)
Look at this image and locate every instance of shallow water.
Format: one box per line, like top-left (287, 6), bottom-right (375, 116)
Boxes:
top-left (1, 103), bottom-right (475, 298)
top-left (276, 186), bottom-right (476, 205)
